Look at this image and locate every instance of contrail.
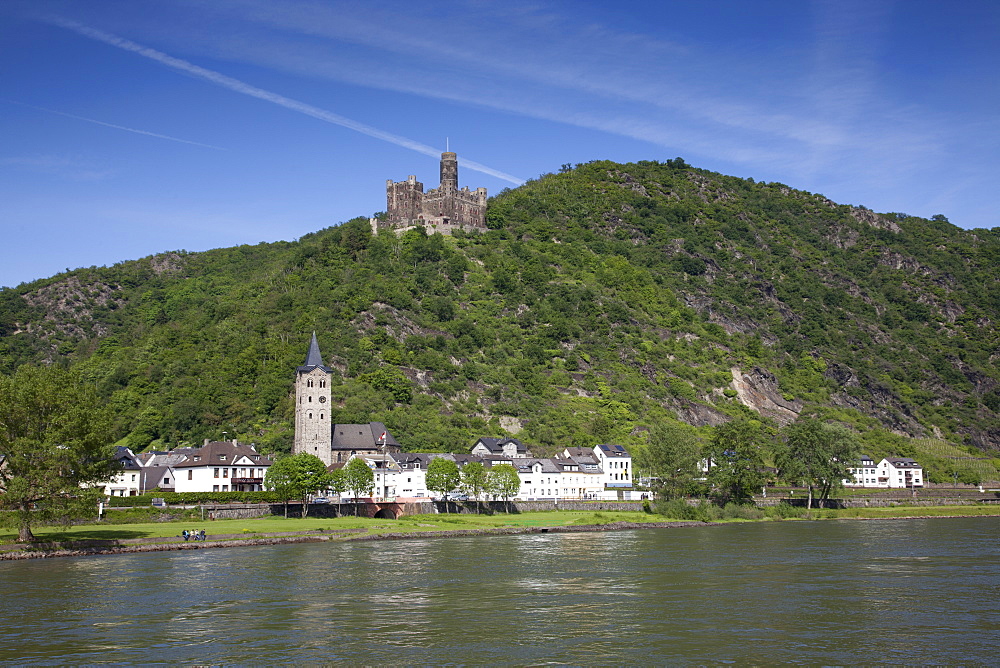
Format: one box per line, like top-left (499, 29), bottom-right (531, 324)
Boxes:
top-left (47, 17), bottom-right (525, 185)
top-left (10, 101), bottom-right (226, 150)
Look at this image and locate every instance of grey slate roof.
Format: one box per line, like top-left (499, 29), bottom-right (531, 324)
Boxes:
top-left (474, 437), bottom-right (529, 454)
top-left (597, 443), bottom-right (631, 457)
top-left (886, 457), bottom-right (921, 468)
top-left (172, 441), bottom-right (272, 469)
top-left (297, 332), bottom-right (332, 373)
top-left (331, 422), bottom-right (400, 450)
top-left (114, 446), bottom-right (141, 470)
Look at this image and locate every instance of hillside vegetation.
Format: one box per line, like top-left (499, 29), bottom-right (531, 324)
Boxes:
top-left (2, 159), bottom-right (999, 481)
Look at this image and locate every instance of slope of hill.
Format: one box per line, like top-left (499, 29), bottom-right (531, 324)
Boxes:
top-left (2, 159), bottom-right (998, 475)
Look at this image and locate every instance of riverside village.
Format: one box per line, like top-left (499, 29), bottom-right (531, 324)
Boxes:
top-left (93, 152), bottom-right (934, 517)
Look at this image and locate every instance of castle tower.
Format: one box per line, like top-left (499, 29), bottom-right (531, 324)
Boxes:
top-left (439, 151), bottom-right (458, 193)
top-left (381, 151), bottom-right (487, 233)
top-left (293, 332), bottom-right (333, 465)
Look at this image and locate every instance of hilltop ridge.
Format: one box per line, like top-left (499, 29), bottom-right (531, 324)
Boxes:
top-left (2, 159), bottom-right (998, 483)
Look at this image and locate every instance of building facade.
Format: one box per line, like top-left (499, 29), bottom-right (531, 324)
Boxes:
top-left (376, 152), bottom-right (488, 235)
top-left (845, 456), bottom-right (924, 488)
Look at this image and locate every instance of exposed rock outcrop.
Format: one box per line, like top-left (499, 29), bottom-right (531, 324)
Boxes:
top-left (730, 366), bottom-right (802, 425)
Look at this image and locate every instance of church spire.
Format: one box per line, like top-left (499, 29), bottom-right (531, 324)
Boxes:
top-left (304, 331), bottom-right (324, 367)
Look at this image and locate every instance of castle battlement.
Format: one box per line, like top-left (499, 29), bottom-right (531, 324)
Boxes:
top-left (374, 152), bottom-right (487, 235)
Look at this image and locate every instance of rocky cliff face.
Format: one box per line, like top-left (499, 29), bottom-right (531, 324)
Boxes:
top-left (730, 367), bottom-right (802, 425)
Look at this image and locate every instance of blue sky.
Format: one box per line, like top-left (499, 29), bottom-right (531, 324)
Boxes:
top-left (2, 0), bottom-right (997, 288)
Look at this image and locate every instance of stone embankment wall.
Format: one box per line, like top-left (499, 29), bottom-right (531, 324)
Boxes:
top-left (179, 491), bottom-right (1000, 521)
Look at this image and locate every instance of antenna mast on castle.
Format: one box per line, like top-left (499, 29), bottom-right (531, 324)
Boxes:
top-left (446, 137), bottom-right (449, 152)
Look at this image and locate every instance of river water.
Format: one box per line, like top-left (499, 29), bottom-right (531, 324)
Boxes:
top-left (1, 517), bottom-right (997, 664)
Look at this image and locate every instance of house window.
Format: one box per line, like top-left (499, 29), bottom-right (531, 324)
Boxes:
top-left (131, 474), bottom-right (136, 481)
top-left (213, 485), bottom-right (219, 492)
top-left (214, 468), bottom-right (219, 478)
top-left (219, 455), bottom-right (226, 461)
top-left (223, 468), bottom-right (229, 478)
top-left (222, 485), bottom-right (229, 492)
top-left (188, 471), bottom-right (193, 480)
top-left (164, 477), bottom-right (170, 485)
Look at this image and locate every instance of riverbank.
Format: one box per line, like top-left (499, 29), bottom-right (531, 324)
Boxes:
top-left (3, 505), bottom-right (998, 560)
top-left (0, 519), bottom-right (707, 560)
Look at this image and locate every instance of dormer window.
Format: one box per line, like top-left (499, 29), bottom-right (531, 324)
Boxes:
top-left (219, 455), bottom-right (227, 461)
top-left (193, 456), bottom-right (201, 462)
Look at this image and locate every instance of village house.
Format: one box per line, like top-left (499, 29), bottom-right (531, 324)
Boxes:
top-left (171, 440), bottom-right (273, 493)
top-left (102, 446), bottom-right (143, 497)
top-left (845, 455), bottom-right (923, 488)
top-left (471, 437), bottom-right (532, 459)
top-left (129, 440), bottom-right (273, 494)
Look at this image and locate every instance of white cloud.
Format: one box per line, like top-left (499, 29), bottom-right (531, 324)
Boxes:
top-left (45, 15), bottom-right (525, 185)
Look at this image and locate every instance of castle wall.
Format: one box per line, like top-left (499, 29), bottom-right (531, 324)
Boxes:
top-left (383, 152), bottom-right (487, 234)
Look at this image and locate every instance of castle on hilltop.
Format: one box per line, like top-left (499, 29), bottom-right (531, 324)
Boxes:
top-left (372, 152), bottom-right (487, 235)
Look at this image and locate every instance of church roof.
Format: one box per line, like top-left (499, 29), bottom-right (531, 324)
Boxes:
top-left (297, 332), bottom-right (332, 373)
top-left (330, 422), bottom-right (400, 450)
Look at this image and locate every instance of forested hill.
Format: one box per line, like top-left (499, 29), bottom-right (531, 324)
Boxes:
top-left (2, 159), bottom-right (999, 471)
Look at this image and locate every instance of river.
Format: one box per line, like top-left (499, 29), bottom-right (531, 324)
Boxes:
top-left (1, 517), bottom-right (998, 664)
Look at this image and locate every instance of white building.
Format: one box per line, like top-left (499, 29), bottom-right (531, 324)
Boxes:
top-left (845, 455), bottom-right (923, 488)
top-left (133, 440), bottom-right (273, 494)
top-left (102, 446), bottom-right (143, 497)
top-left (173, 441), bottom-right (272, 493)
top-left (471, 437), bottom-right (532, 459)
top-left (594, 443), bottom-right (633, 489)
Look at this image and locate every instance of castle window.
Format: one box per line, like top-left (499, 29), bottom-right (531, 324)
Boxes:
top-left (308, 396), bottom-right (312, 402)
top-left (320, 413), bottom-right (324, 419)
top-left (308, 412), bottom-right (313, 419)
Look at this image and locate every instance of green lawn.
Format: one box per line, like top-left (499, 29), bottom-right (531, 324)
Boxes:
top-left (3, 505), bottom-right (998, 545)
top-left (0, 510), bottom-right (663, 545)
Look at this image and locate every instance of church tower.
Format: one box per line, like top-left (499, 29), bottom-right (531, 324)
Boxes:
top-left (293, 332), bottom-right (333, 465)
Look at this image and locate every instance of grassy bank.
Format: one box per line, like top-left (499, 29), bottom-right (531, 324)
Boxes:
top-left (3, 505), bottom-right (998, 546)
top-left (0, 510), bottom-right (663, 545)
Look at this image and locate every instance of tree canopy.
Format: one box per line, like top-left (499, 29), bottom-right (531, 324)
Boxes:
top-left (263, 453), bottom-right (331, 518)
top-left (0, 365), bottom-right (117, 541)
top-left (460, 461), bottom-right (488, 512)
top-left (635, 422), bottom-right (702, 499)
top-left (705, 418), bottom-right (768, 502)
top-left (775, 418), bottom-right (859, 508)
top-left (343, 457), bottom-right (375, 501)
top-left (426, 457), bottom-right (461, 507)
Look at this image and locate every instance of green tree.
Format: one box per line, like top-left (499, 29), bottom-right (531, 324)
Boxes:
top-left (775, 418), bottom-right (859, 509)
top-left (486, 462), bottom-right (521, 512)
top-left (328, 466), bottom-right (347, 502)
top-left (426, 457), bottom-right (461, 512)
top-left (460, 460), bottom-right (488, 513)
top-left (263, 453), bottom-right (332, 518)
top-left (705, 418), bottom-right (769, 503)
top-left (635, 422), bottom-right (702, 500)
top-left (0, 365), bottom-right (117, 542)
top-left (344, 457), bottom-right (375, 514)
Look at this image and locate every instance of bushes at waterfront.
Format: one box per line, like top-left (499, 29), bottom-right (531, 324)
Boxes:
top-left (654, 499), bottom-right (807, 521)
top-left (106, 491), bottom-right (284, 507)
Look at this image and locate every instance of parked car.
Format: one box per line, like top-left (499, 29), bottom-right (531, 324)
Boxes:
top-left (312, 497), bottom-right (330, 504)
top-left (446, 492), bottom-right (469, 501)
